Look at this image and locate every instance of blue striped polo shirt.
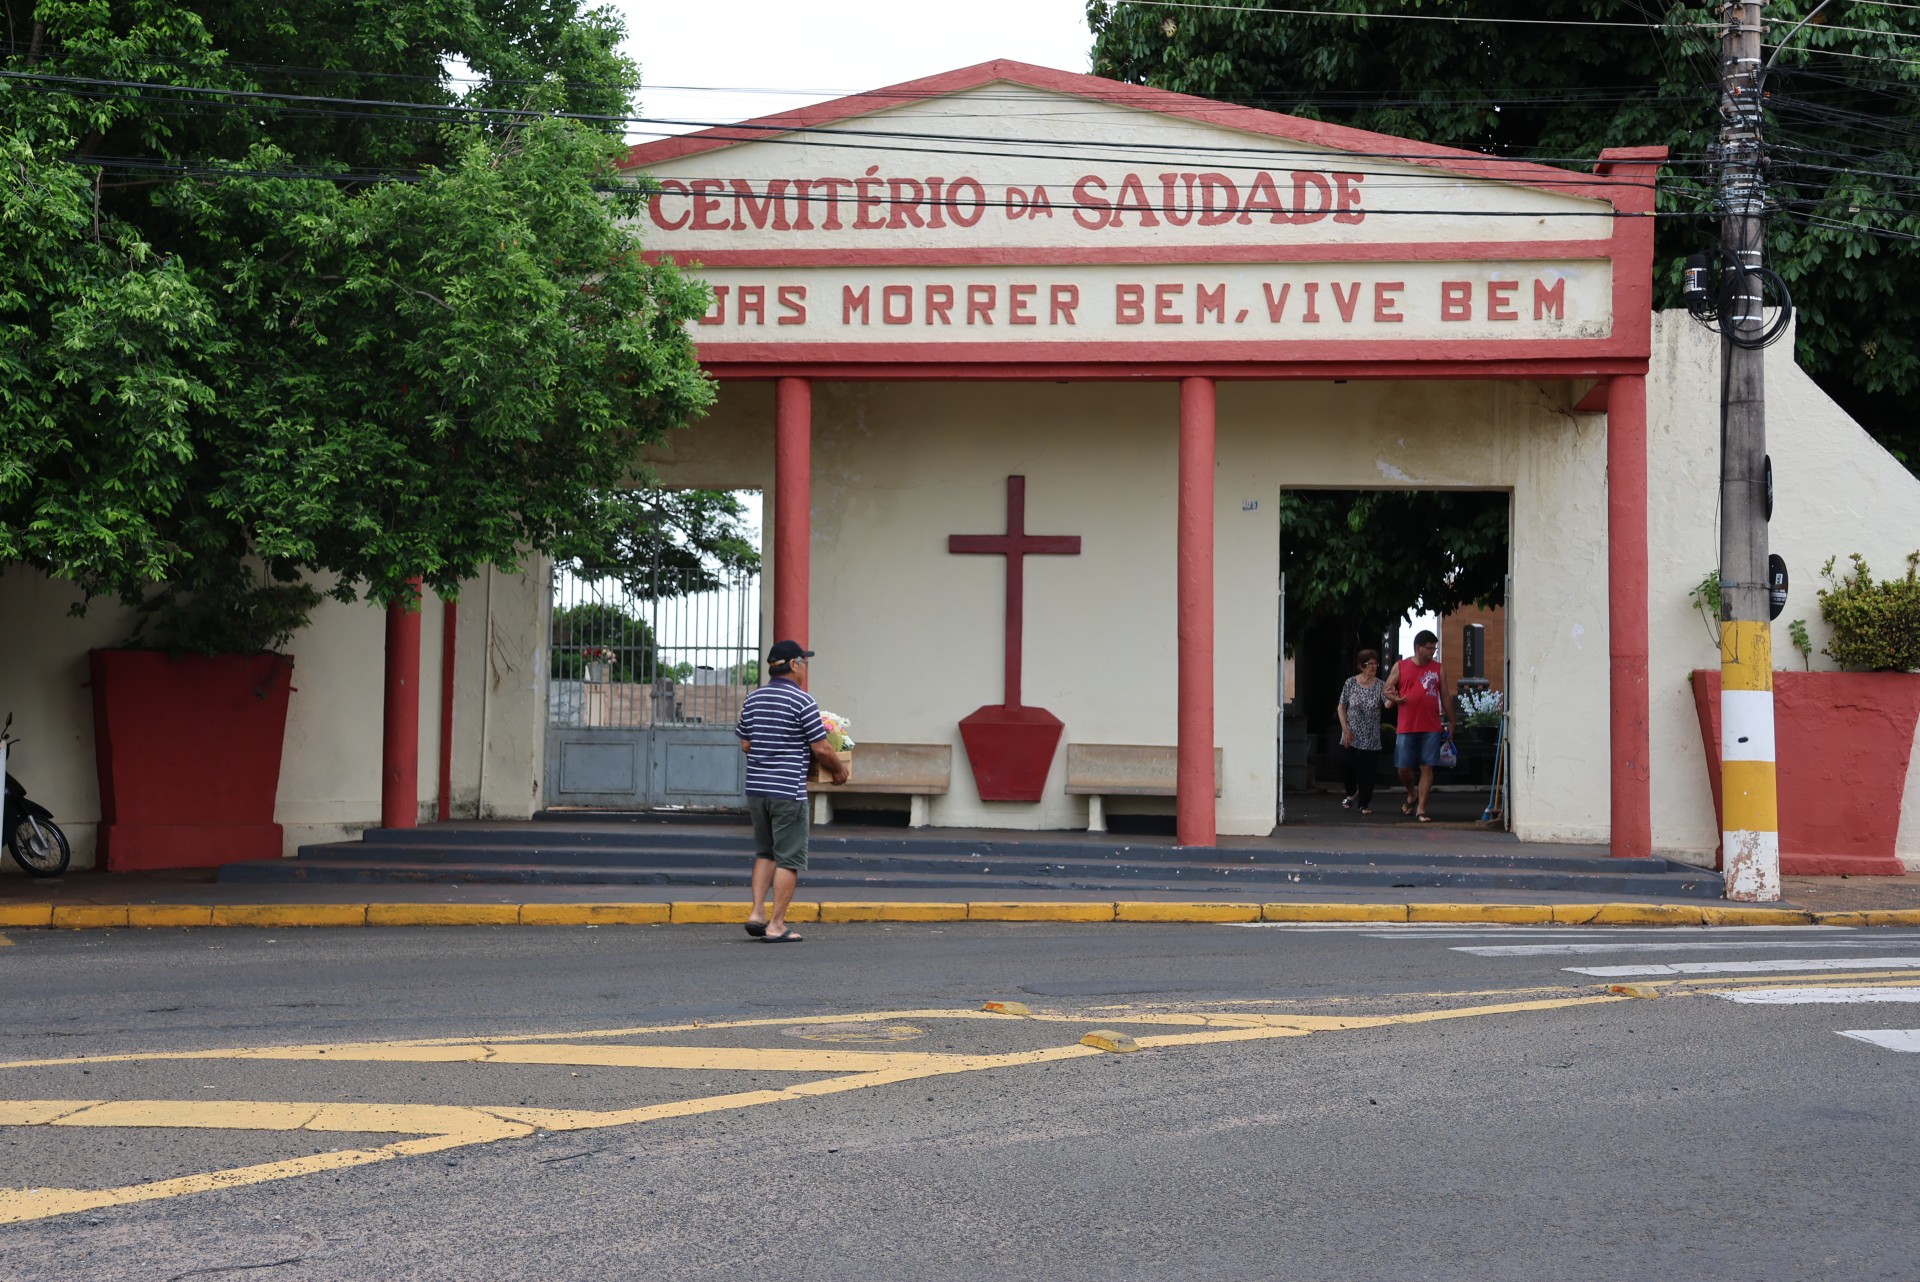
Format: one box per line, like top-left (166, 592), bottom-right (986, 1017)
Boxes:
top-left (735, 677), bottom-right (828, 801)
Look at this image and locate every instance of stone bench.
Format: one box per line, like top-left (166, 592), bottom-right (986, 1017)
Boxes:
top-left (1064, 744), bottom-right (1223, 833)
top-left (811, 743), bottom-right (952, 828)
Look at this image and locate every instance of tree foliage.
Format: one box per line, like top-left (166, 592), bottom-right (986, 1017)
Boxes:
top-left (559, 488), bottom-right (761, 599)
top-left (1280, 490), bottom-right (1508, 650)
top-left (0, 0), bottom-right (714, 649)
top-left (1089, 0), bottom-right (1920, 469)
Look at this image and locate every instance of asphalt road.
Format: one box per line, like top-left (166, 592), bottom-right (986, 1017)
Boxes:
top-left (1, 922), bottom-right (1916, 1281)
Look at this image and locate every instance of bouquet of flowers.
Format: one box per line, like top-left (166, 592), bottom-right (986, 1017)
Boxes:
top-left (818, 711), bottom-right (855, 752)
top-left (1456, 688), bottom-right (1505, 729)
top-left (581, 646), bottom-right (617, 665)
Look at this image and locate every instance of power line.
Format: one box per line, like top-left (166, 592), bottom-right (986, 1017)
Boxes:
top-left (1107, 0), bottom-right (1716, 30)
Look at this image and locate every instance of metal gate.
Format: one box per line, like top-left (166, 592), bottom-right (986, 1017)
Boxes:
top-left (544, 563), bottom-right (761, 810)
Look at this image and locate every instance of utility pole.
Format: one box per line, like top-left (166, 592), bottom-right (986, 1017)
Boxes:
top-left (1716, 0), bottom-right (1781, 900)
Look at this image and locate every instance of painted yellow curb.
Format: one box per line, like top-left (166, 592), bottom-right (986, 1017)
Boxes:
top-left (210, 905), bottom-right (368, 928)
top-left (366, 904), bottom-right (519, 927)
top-left (51, 905), bottom-right (129, 929)
top-left (0, 905), bottom-right (53, 928)
top-left (1408, 903), bottom-right (1553, 925)
top-left (1814, 909), bottom-right (1920, 927)
top-left (128, 905), bottom-right (215, 928)
top-left (1115, 902), bottom-right (1261, 923)
top-left (1263, 903), bottom-right (1407, 922)
top-left (519, 904), bottom-right (670, 926)
top-left (970, 902), bottom-right (1115, 922)
top-left (1553, 903), bottom-right (1706, 926)
top-left (670, 901), bottom-right (820, 924)
top-left (818, 902), bottom-right (969, 922)
top-left (1700, 906), bottom-right (1815, 926)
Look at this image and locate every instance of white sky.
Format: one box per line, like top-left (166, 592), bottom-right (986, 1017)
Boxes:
top-left (612, 0), bottom-right (1095, 141)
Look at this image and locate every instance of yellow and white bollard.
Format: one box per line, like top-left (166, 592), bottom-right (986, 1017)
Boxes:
top-left (1719, 620), bottom-right (1780, 901)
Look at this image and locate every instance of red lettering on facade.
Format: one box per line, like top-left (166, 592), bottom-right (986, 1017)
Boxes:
top-left (926, 284), bottom-right (955, 325)
top-left (1197, 174), bottom-right (1239, 227)
top-left (885, 178), bottom-right (926, 229)
top-left (1301, 281), bottom-right (1322, 323)
top-left (948, 177), bottom-right (986, 227)
top-left (1155, 282), bottom-right (1185, 324)
top-left (1289, 172), bottom-right (1331, 225)
top-left (1241, 172), bottom-right (1286, 225)
top-left (1331, 281), bottom-right (1361, 323)
top-left (1050, 284), bottom-right (1080, 325)
top-left (1487, 280), bottom-right (1519, 321)
top-left (842, 285), bottom-right (871, 324)
top-left (649, 179), bottom-right (691, 231)
top-left (1072, 176), bottom-right (1113, 230)
top-left (1196, 283), bottom-right (1226, 324)
top-left (853, 167), bottom-right (886, 230)
top-left (1373, 281), bottom-right (1404, 323)
top-left (1333, 173), bottom-right (1365, 224)
top-left (690, 179), bottom-right (728, 230)
top-left (1534, 277), bottom-right (1566, 320)
top-left (698, 284), bottom-right (729, 325)
top-left (881, 285), bottom-right (913, 325)
top-left (1116, 284), bottom-right (1146, 324)
top-left (738, 285), bottom-right (765, 326)
top-left (1261, 283), bottom-right (1291, 321)
top-left (1157, 173), bottom-right (1197, 227)
top-left (1008, 284), bottom-right (1037, 325)
top-left (966, 284), bottom-right (997, 324)
top-left (1112, 173), bottom-right (1160, 228)
top-left (729, 179), bottom-right (791, 230)
top-left (1441, 281), bottom-right (1473, 321)
top-left (813, 177), bottom-right (851, 230)
top-left (777, 285), bottom-right (807, 325)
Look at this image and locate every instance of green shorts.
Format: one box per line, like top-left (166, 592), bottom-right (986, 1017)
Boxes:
top-left (748, 795), bottom-right (810, 871)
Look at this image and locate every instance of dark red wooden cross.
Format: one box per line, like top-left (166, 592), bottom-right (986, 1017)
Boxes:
top-left (948, 475), bottom-right (1081, 709)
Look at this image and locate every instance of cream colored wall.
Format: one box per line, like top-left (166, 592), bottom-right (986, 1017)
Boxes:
top-left (0, 564), bottom-right (550, 869)
top-left (1645, 311), bottom-right (1920, 868)
top-left (650, 374), bottom-right (1611, 838)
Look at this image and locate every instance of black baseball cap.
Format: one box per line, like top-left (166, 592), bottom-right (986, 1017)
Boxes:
top-left (768, 640), bottom-right (815, 663)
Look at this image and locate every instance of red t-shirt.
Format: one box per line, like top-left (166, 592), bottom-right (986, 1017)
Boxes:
top-left (1393, 659), bottom-right (1445, 733)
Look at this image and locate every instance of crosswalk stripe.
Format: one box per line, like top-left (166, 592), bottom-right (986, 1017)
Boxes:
top-left (1568, 956), bottom-right (1920, 977)
top-left (1837, 1029), bottom-right (1920, 1052)
top-left (1709, 987), bottom-right (1920, 1004)
top-left (1457, 941), bottom-right (1878, 957)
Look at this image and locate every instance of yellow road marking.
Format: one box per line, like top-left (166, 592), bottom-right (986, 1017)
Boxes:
top-left (0, 992), bottom-right (1629, 1225)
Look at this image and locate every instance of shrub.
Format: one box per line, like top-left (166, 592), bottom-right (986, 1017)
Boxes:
top-left (1817, 553), bottom-right (1920, 672)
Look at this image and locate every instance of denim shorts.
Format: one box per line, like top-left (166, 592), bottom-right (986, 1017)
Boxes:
top-left (1393, 731), bottom-right (1443, 770)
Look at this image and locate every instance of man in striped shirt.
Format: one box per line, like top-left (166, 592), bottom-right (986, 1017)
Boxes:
top-left (735, 639), bottom-right (849, 943)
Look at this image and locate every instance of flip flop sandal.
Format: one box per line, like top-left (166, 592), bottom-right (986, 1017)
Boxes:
top-left (1417, 813), bottom-right (1433, 823)
top-left (762, 929), bottom-right (804, 943)
top-left (1401, 801), bottom-right (1416, 815)
top-left (744, 922), bottom-right (768, 938)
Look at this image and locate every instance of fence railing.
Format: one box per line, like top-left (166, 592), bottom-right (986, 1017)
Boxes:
top-left (549, 564), bottom-right (761, 729)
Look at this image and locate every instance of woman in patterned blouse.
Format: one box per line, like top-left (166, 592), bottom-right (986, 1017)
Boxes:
top-left (1336, 649), bottom-right (1387, 815)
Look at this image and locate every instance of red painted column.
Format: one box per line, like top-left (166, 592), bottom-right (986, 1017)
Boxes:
top-left (1177, 377), bottom-right (1217, 848)
top-left (1607, 373), bottom-right (1653, 857)
top-left (382, 578), bottom-right (424, 830)
top-left (774, 377), bottom-right (811, 661)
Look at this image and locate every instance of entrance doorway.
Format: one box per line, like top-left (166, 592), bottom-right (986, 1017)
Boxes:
top-left (543, 492), bottom-right (763, 811)
top-left (1277, 488), bottom-right (1510, 826)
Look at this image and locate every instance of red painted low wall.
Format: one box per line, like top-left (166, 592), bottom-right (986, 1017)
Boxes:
top-left (1692, 669), bottom-right (1920, 876)
top-left (959, 704), bottom-right (1064, 802)
top-left (90, 650), bottom-right (294, 871)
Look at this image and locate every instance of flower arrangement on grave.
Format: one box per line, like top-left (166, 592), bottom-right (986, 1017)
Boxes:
top-left (581, 645), bottom-right (617, 665)
top-left (1456, 688), bottom-right (1505, 729)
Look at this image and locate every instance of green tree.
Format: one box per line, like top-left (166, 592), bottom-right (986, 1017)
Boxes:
top-left (549, 600), bottom-right (657, 683)
top-left (1089, 0), bottom-right (1920, 469)
top-left (558, 488), bottom-right (762, 599)
top-left (0, 0), bottom-right (713, 650)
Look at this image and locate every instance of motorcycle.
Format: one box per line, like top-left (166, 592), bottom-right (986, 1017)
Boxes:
top-left (2, 714), bottom-right (70, 877)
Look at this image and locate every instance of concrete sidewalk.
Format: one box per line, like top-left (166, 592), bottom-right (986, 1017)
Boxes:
top-left (3, 803), bottom-right (1913, 926)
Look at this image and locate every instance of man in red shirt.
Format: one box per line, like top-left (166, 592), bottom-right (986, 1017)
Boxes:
top-left (1384, 629), bottom-right (1449, 822)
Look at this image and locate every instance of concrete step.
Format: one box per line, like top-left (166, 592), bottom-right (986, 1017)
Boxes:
top-left (296, 829), bottom-right (1694, 877)
top-left (219, 855), bottom-right (1723, 899)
